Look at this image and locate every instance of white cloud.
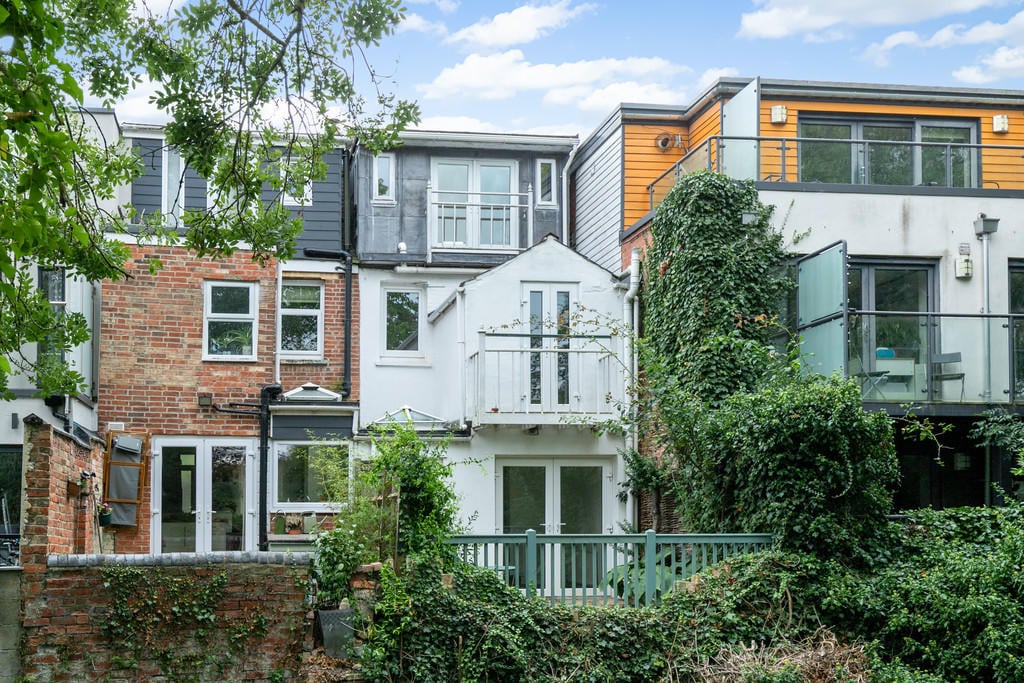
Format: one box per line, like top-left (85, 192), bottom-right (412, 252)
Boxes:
top-left (406, 0), bottom-right (459, 13)
top-left (418, 50), bottom-right (683, 101)
top-left (738, 0), bottom-right (1008, 40)
top-left (695, 67), bottom-right (740, 91)
top-left (954, 45), bottom-right (1024, 82)
top-left (103, 78), bottom-right (167, 125)
top-left (447, 1), bottom-right (596, 49)
top-left (863, 10), bottom-right (1024, 67)
top-left (550, 81), bottom-right (687, 112)
top-left (412, 115), bottom-right (500, 132)
top-left (397, 13), bottom-right (448, 36)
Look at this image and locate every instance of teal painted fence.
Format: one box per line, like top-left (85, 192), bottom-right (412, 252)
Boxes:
top-left (448, 530), bottom-right (774, 607)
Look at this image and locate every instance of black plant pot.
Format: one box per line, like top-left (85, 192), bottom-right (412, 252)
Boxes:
top-left (315, 607), bottom-right (355, 659)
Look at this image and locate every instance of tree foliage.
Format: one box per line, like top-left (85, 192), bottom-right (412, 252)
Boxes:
top-left (641, 170), bottom-right (791, 406)
top-left (0, 0), bottom-right (418, 397)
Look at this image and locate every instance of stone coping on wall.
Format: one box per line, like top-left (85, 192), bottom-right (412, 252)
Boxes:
top-left (46, 551), bottom-right (313, 568)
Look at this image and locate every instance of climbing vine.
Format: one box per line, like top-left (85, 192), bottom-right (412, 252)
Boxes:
top-left (99, 565), bottom-right (283, 680)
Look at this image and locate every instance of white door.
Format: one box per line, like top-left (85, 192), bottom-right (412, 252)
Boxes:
top-left (152, 438), bottom-right (257, 553)
top-left (496, 458), bottom-right (612, 592)
top-left (523, 285), bottom-right (577, 411)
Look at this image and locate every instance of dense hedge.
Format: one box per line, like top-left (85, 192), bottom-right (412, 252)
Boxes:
top-left (358, 505), bottom-right (1024, 682)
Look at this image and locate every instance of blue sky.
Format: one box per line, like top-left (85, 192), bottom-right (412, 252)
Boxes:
top-left (116, 1), bottom-right (1024, 138)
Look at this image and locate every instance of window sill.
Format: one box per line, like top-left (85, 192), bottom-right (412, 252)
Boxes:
top-left (376, 357), bottom-right (431, 368)
top-left (371, 198), bottom-right (396, 206)
top-left (202, 356), bottom-right (257, 363)
top-left (280, 358), bottom-right (328, 365)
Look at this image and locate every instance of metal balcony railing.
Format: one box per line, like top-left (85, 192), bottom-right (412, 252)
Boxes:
top-left (428, 183), bottom-right (533, 251)
top-left (449, 529), bottom-right (774, 607)
top-left (648, 135), bottom-right (1024, 211)
top-left (468, 332), bottom-right (622, 425)
top-left (842, 311), bottom-right (1024, 404)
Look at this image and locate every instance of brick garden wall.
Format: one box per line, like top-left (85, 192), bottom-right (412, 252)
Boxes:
top-left (20, 553), bottom-right (312, 682)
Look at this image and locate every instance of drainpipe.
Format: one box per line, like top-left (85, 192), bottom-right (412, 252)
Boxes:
top-left (975, 214), bottom-right (999, 403)
top-left (456, 285), bottom-right (468, 430)
top-left (623, 248), bottom-right (641, 528)
top-left (258, 384), bottom-right (283, 550)
top-left (274, 260), bottom-right (282, 384)
top-left (561, 143), bottom-right (579, 245)
top-left (303, 248), bottom-right (353, 398)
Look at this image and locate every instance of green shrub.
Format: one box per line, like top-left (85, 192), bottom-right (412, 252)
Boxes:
top-left (673, 375), bottom-right (898, 565)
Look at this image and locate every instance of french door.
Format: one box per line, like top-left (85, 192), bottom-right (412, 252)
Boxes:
top-left (433, 159), bottom-right (517, 248)
top-left (524, 284), bottom-right (576, 411)
top-left (152, 438), bottom-right (256, 553)
top-left (496, 458), bottom-right (612, 592)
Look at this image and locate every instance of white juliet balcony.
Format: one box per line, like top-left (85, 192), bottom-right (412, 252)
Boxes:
top-left (468, 332), bottom-right (623, 426)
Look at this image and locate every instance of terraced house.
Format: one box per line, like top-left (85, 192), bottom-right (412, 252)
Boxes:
top-left (568, 76), bottom-right (1024, 510)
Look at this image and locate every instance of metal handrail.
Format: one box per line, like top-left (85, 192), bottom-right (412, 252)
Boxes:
top-left (449, 529), bottom-right (774, 607)
top-left (647, 134), bottom-right (1024, 208)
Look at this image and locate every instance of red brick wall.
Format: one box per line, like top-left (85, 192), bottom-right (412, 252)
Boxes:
top-left (20, 557), bottom-right (311, 682)
top-left (21, 417), bottom-right (107, 595)
top-left (99, 246), bottom-right (277, 436)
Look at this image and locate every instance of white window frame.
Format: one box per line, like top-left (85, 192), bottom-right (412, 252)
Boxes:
top-left (372, 153), bottom-right (396, 204)
top-left (430, 158), bottom-right (520, 250)
top-left (270, 441), bottom-right (347, 512)
top-left (163, 146), bottom-right (184, 220)
top-left (278, 280), bottom-right (324, 359)
top-left (203, 281), bottom-right (258, 362)
top-left (281, 157), bottom-right (312, 207)
top-left (380, 284), bottom-right (427, 362)
top-left (536, 158), bottom-right (557, 207)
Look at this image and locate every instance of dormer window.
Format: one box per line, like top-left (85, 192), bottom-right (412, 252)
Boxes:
top-left (430, 158), bottom-right (520, 250)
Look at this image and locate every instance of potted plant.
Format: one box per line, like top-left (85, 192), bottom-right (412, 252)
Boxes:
top-left (98, 501), bottom-right (113, 526)
top-left (285, 513), bottom-right (303, 534)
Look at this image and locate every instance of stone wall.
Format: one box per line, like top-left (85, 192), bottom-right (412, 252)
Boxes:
top-left (0, 568), bottom-right (20, 683)
top-left (20, 553), bottom-right (312, 682)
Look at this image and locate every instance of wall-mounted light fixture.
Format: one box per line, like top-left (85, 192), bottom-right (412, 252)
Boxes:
top-left (955, 242), bottom-right (973, 279)
top-left (770, 105), bottom-right (788, 124)
top-left (197, 393), bottom-right (213, 407)
top-left (10, 413), bottom-right (18, 430)
top-left (993, 115), bottom-right (1010, 134)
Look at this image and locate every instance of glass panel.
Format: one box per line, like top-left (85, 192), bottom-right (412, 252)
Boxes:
top-left (437, 163), bottom-right (469, 243)
top-left (207, 320), bottom-right (253, 356)
top-left (277, 445), bottom-right (326, 503)
top-left (161, 446), bottom-right (197, 553)
top-left (210, 285), bottom-right (251, 314)
top-left (375, 156), bottom-right (391, 198)
top-left (39, 268), bottom-right (66, 303)
top-left (556, 291), bottom-right (570, 405)
top-left (800, 123), bottom-right (852, 183)
top-left (797, 242), bottom-right (845, 326)
top-left (210, 446), bottom-right (245, 551)
top-left (560, 466), bottom-right (603, 588)
top-left (539, 161), bottom-right (553, 202)
top-left (502, 465), bottom-right (547, 590)
top-left (921, 126), bottom-right (972, 188)
top-left (1012, 270), bottom-right (1024, 399)
top-left (864, 125), bottom-right (913, 185)
top-left (281, 284), bottom-right (319, 309)
top-left (385, 291), bottom-right (419, 351)
top-left (479, 164), bottom-right (512, 246)
top-left (530, 291), bottom-right (543, 404)
top-left (0, 446), bottom-right (21, 538)
top-left (800, 318), bottom-right (845, 377)
top-left (281, 314), bottom-right (317, 351)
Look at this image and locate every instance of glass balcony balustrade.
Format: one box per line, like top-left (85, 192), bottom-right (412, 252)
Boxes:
top-left (841, 311), bottom-right (1020, 404)
top-left (648, 135), bottom-right (1024, 212)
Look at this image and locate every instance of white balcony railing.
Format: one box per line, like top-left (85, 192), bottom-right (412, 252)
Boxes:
top-left (428, 183), bottom-right (533, 251)
top-left (468, 332), bottom-right (622, 425)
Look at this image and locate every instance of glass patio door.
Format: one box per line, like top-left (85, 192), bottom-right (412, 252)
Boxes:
top-left (524, 285), bottom-right (575, 411)
top-left (153, 438), bottom-right (255, 553)
top-left (497, 459), bottom-right (610, 591)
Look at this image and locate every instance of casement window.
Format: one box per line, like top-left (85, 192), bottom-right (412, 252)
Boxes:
top-left (799, 117), bottom-right (977, 188)
top-left (382, 286), bottom-right (424, 359)
top-left (373, 153), bottom-right (395, 203)
top-left (279, 281), bottom-right (324, 358)
top-left (431, 158), bottom-right (519, 249)
top-left (272, 442), bottom-right (347, 510)
top-left (281, 157), bottom-right (312, 207)
top-left (37, 267), bottom-right (66, 364)
top-left (536, 158), bottom-right (557, 207)
top-left (203, 281), bottom-right (258, 361)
